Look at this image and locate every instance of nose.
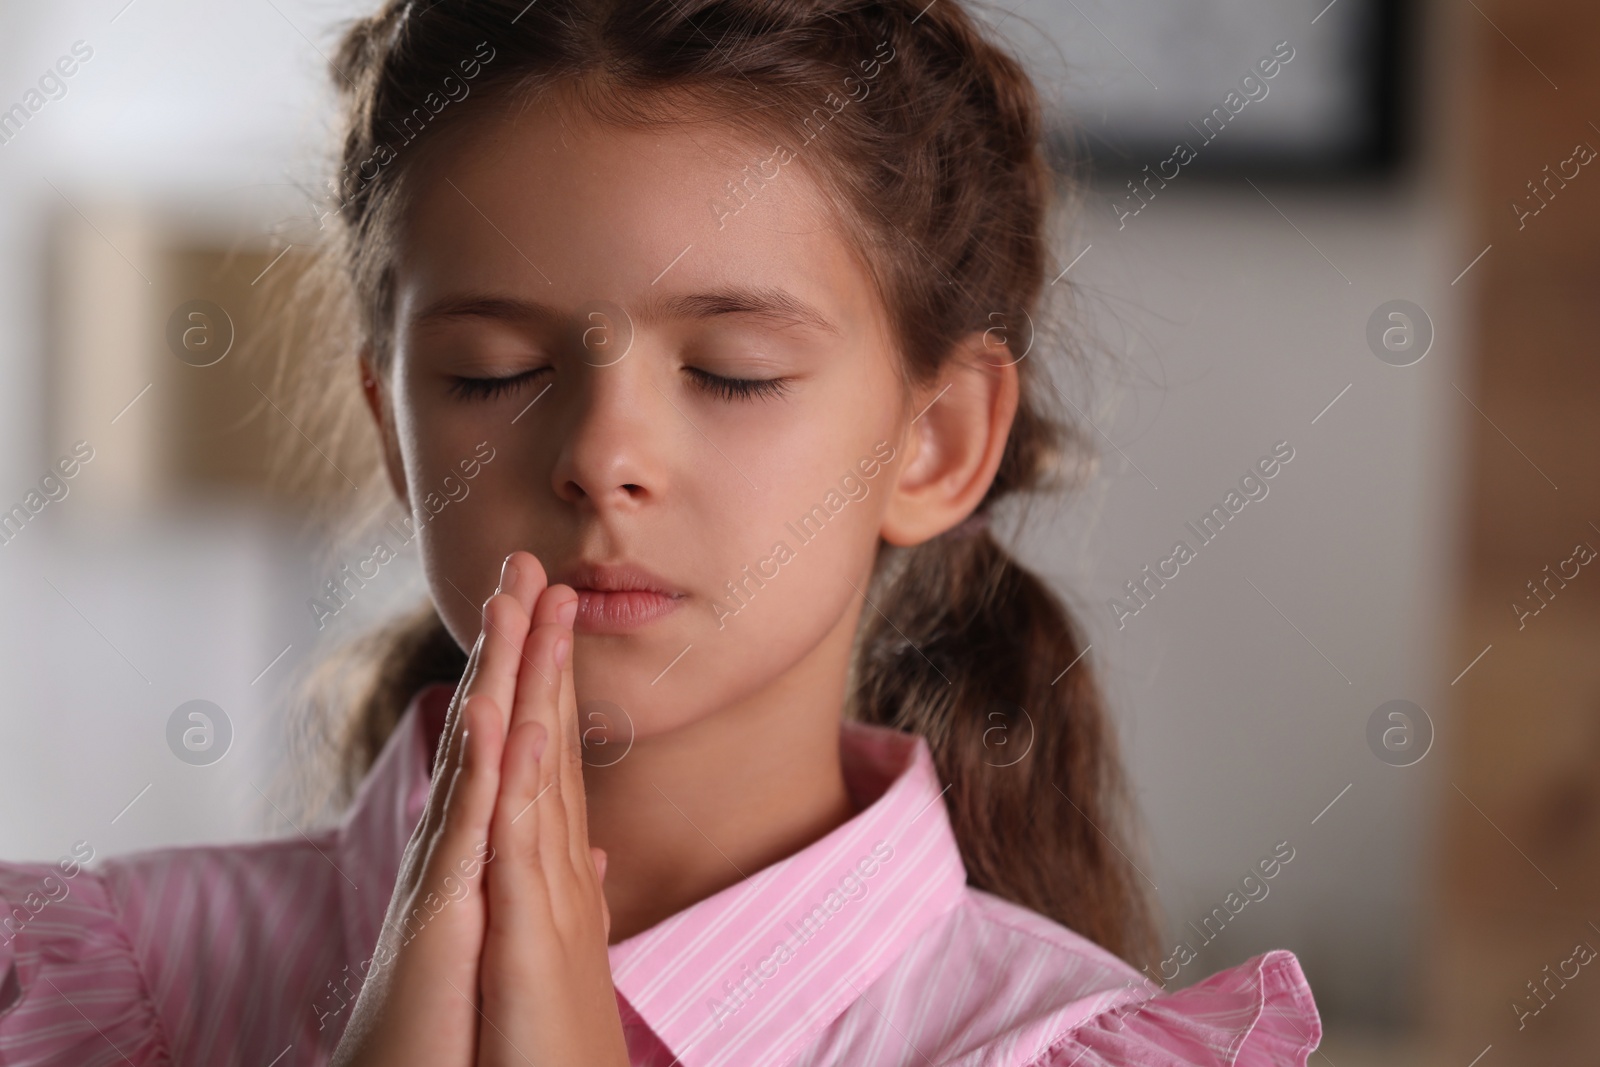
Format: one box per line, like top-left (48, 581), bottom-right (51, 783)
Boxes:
top-left (548, 354), bottom-right (662, 512)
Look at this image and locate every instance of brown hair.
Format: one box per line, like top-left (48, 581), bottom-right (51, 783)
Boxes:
top-left (287, 0), bottom-right (1157, 965)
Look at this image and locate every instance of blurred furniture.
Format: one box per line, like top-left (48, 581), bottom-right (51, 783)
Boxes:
top-left (46, 209), bottom-right (329, 511)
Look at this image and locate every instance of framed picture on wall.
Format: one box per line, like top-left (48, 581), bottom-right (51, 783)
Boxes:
top-left (987, 0), bottom-right (1409, 179)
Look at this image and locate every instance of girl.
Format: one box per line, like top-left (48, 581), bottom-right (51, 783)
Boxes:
top-left (0, 0), bottom-right (1322, 1063)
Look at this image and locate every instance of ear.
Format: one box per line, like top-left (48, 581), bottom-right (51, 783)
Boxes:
top-left (359, 349), bottom-right (410, 507)
top-left (880, 330), bottom-right (1020, 547)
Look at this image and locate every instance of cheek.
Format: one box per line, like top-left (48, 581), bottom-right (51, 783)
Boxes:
top-left (390, 370), bottom-right (533, 648)
top-left (416, 474), bottom-right (522, 650)
top-left (683, 379), bottom-right (894, 624)
top-left (582, 429), bottom-right (890, 740)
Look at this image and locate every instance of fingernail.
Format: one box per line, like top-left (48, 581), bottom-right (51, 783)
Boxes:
top-left (497, 553), bottom-right (517, 594)
top-left (554, 635), bottom-right (571, 669)
top-left (557, 596), bottom-right (578, 628)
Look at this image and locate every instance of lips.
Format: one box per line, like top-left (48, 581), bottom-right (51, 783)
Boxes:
top-left (553, 561), bottom-right (686, 635)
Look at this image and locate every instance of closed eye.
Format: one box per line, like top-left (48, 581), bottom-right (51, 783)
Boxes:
top-left (684, 366), bottom-right (792, 402)
top-left (447, 368), bottom-right (549, 401)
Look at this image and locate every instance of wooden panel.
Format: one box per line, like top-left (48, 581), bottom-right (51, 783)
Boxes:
top-left (1435, 0), bottom-right (1600, 1062)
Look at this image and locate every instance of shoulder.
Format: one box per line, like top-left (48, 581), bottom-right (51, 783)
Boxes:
top-left (806, 887), bottom-right (1322, 1067)
top-left (0, 832), bottom-right (351, 1065)
top-left (955, 889), bottom-right (1321, 1067)
top-left (1027, 946), bottom-right (1322, 1067)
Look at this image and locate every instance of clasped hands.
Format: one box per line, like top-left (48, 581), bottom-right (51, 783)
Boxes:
top-left (331, 550), bottom-right (629, 1067)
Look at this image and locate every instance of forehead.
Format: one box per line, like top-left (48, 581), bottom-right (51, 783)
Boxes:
top-left (391, 91), bottom-right (878, 334)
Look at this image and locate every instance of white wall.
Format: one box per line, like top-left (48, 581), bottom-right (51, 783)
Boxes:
top-left (1024, 181), bottom-right (1464, 1022)
top-left (0, 0), bottom-right (374, 855)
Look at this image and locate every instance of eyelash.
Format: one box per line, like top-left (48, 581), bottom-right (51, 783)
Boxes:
top-left (447, 366), bottom-right (792, 403)
top-left (447, 368), bottom-right (549, 401)
top-left (683, 367), bottom-right (792, 402)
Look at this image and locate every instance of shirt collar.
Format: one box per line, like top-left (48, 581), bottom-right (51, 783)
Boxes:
top-left (337, 686), bottom-right (969, 1067)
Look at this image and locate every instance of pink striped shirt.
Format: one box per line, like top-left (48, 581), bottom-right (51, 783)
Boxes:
top-left (0, 684), bottom-right (1321, 1065)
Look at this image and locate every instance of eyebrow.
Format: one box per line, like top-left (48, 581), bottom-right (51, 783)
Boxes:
top-left (411, 286), bottom-right (840, 336)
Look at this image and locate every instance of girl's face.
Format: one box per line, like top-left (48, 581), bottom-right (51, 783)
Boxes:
top-left (374, 96), bottom-right (916, 741)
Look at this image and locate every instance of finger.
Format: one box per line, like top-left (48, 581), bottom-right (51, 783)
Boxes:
top-left (554, 626), bottom-right (594, 876)
top-left (434, 626), bottom-right (483, 775)
top-left (357, 699), bottom-right (501, 1067)
top-left (389, 694), bottom-right (503, 980)
top-left (487, 716), bottom-right (553, 916)
top-left (523, 578), bottom-right (573, 691)
top-left (417, 586), bottom-right (526, 851)
top-left (416, 628), bottom-right (483, 831)
top-left (420, 692), bottom-right (505, 890)
top-left (502, 549), bottom-right (548, 613)
top-left (546, 586), bottom-right (580, 771)
top-left (515, 620), bottom-right (579, 889)
top-left (416, 550), bottom-right (544, 868)
top-left (432, 552), bottom-right (533, 785)
top-left (430, 551), bottom-right (544, 814)
top-left (406, 645), bottom-right (484, 873)
top-left (506, 581), bottom-right (575, 752)
top-left (592, 847), bottom-right (612, 941)
top-left (465, 552), bottom-right (547, 732)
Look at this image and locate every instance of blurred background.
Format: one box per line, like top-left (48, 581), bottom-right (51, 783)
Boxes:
top-left (0, 0), bottom-right (1594, 1062)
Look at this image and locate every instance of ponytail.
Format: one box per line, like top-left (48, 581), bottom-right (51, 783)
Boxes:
top-left (853, 523), bottom-right (1157, 964)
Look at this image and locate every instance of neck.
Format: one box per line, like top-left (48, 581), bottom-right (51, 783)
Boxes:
top-left (584, 611), bottom-right (860, 944)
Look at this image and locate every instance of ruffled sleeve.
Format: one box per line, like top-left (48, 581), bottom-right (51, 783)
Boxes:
top-left (0, 858), bottom-right (172, 1066)
top-left (1035, 950), bottom-right (1321, 1066)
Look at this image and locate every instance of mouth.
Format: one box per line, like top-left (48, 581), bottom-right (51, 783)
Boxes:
top-left (554, 561), bottom-right (687, 635)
